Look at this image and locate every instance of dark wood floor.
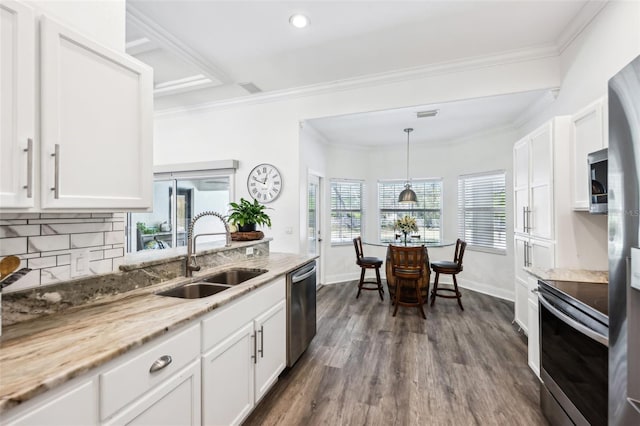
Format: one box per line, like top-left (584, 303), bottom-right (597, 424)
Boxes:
top-left (244, 282), bottom-right (547, 425)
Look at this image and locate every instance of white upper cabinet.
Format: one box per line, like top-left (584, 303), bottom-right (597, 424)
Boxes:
top-left (570, 98), bottom-right (606, 211)
top-left (0, 1), bottom-right (35, 208)
top-left (513, 120), bottom-right (557, 240)
top-left (39, 17), bottom-right (153, 210)
top-left (0, 6), bottom-right (153, 212)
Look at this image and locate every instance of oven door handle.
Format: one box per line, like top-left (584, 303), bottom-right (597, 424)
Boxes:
top-left (538, 293), bottom-right (609, 346)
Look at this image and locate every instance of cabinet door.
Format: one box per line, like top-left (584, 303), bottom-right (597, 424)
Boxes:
top-left (0, 1), bottom-right (35, 208)
top-left (6, 379), bottom-right (97, 426)
top-left (513, 138), bottom-right (529, 234)
top-left (529, 124), bottom-right (554, 240)
top-left (571, 99), bottom-right (604, 210)
top-left (530, 239), bottom-right (555, 270)
top-left (40, 17), bottom-right (153, 210)
top-left (105, 360), bottom-right (201, 426)
top-left (515, 278), bottom-right (528, 334)
top-left (527, 298), bottom-right (540, 378)
top-left (202, 322), bottom-right (255, 426)
top-left (254, 300), bottom-right (286, 403)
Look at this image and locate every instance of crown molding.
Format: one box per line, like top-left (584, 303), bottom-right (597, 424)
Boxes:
top-left (556, 0), bottom-right (609, 54)
top-left (155, 44), bottom-right (560, 117)
top-left (126, 3), bottom-right (232, 85)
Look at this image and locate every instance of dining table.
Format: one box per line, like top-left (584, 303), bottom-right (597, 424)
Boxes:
top-left (363, 240), bottom-right (455, 304)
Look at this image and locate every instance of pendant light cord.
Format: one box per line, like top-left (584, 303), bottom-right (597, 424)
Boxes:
top-left (404, 128), bottom-right (413, 185)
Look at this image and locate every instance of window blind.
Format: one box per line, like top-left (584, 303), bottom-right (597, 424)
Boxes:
top-left (330, 180), bottom-right (364, 244)
top-left (458, 171), bottom-right (506, 253)
top-left (378, 179), bottom-right (442, 243)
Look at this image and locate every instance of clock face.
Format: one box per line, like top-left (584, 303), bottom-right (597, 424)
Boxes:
top-left (247, 163), bottom-right (282, 203)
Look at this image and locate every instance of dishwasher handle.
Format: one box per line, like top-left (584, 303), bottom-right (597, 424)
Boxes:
top-left (291, 264), bottom-right (317, 284)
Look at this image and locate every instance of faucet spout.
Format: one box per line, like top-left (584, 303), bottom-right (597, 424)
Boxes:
top-left (185, 211), bottom-right (232, 278)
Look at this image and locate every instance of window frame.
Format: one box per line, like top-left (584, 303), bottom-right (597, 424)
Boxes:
top-left (457, 170), bottom-right (507, 255)
top-left (377, 178), bottom-right (443, 244)
top-left (330, 179), bottom-right (364, 246)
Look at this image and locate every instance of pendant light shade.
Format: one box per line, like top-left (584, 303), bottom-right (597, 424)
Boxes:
top-left (398, 128), bottom-right (417, 204)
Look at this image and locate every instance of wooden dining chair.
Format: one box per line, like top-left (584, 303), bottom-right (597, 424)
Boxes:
top-left (389, 244), bottom-right (426, 319)
top-left (430, 239), bottom-right (467, 310)
top-left (353, 237), bottom-right (384, 300)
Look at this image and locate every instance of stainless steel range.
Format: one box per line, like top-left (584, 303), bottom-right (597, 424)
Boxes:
top-left (538, 279), bottom-right (608, 425)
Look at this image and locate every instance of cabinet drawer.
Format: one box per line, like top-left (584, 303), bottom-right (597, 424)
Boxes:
top-left (100, 324), bottom-right (200, 420)
top-left (202, 278), bottom-right (285, 352)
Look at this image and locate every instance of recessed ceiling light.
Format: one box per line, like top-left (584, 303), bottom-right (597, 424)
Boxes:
top-left (289, 14), bottom-right (309, 29)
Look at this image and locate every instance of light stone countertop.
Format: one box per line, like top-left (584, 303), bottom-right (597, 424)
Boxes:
top-left (0, 252), bottom-right (315, 414)
top-left (524, 266), bottom-right (608, 284)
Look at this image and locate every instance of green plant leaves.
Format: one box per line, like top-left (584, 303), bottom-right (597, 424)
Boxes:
top-left (227, 198), bottom-right (272, 228)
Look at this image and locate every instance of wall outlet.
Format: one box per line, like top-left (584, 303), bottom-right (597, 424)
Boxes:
top-left (70, 249), bottom-right (90, 278)
top-left (246, 247), bottom-right (254, 257)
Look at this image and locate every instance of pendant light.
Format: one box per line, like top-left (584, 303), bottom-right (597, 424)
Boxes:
top-left (398, 128), bottom-right (418, 203)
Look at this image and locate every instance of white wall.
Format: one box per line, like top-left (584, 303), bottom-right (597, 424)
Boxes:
top-left (322, 128), bottom-right (517, 300)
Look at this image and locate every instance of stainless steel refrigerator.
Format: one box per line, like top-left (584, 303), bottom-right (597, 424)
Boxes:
top-left (609, 53), bottom-right (640, 425)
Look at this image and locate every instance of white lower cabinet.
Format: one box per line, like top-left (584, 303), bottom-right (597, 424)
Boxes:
top-left (254, 301), bottom-right (286, 402)
top-left (202, 323), bottom-right (255, 426)
top-left (5, 379), bottom-right (97, 426)
top-left (527, 298), bottom-right (540, 378)
top-left (104, 360), bottom-right (201, 426)
top-left (201, 278), bottom-right (286, 426)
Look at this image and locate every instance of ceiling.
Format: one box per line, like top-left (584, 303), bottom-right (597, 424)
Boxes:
top-left (126, 1), bottom-right (601, 146)
top-left (306, 89), bottom-right (554, 147)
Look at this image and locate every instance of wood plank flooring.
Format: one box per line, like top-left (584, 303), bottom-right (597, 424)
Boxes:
top-left (244, 282), bottom-right (547, 425)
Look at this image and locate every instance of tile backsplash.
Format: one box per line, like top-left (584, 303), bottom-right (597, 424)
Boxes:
top-left (0, 213), bottom-right (125, 293)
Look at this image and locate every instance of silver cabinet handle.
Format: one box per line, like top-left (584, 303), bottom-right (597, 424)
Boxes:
top-left (523, 242), bottom-right (528, 267)
top-left (258, 325), bottom-right (264, 358)
top-left (531, 288), bottom-right (539, 294)
top-left (23, 138), bottom-right (33, 198)
top-left (522, 207), bottom-right (527, 233)
top-left (252, 333), bottom-right (257, 364)
top-left (149, 355), bottom-right (172, 373)
top-left (526, 207), bottom-right (532, 232)
top-left (51, 144), bottom-right (60, 199)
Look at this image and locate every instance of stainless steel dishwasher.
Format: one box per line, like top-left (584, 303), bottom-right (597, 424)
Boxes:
top-left (286, 260), bottom-right (317, 367)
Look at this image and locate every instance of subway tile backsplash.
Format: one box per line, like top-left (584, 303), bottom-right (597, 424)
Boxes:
top-left (0, 213), bottom-right (126, 293)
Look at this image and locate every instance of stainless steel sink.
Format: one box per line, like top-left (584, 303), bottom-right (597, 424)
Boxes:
top-left (157, 283), bottom-right (232, 299)
top-left (198, 268), bottom-right (267, 286)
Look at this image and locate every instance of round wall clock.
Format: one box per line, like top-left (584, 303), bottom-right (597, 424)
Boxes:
top-left (247, 163), bottom-right (282, 203)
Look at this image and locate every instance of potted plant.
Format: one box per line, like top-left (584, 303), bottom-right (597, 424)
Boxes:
top-left (228, 198), bottom-right (272, 232)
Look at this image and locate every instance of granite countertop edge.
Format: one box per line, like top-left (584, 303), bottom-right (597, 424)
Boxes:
top-left (0, 252), bottom-right (316, 415)
top-left (524, 266), bottom-right (608, 284)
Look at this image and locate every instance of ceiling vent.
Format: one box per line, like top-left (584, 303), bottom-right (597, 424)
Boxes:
top-left (239, 82), bottom-right (262, 94)
top-left (416, 109), bottom-right (439, 118)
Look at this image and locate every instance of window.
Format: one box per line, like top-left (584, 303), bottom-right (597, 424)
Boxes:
top-left (330, 180), bottom-right (363, 244)
top-left (458, 171), bottom-right (506, 253)
top-left (378, 179), bottom-right (442, 243)
top-left (127, 163), bottom-right (236, 252)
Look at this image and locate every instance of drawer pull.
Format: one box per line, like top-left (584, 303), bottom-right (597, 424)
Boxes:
top-left (149, 355), bottom-right (172, 373)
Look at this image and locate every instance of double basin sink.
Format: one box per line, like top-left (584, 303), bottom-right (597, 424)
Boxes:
top-left (157, 268), bottom-right (267, 299)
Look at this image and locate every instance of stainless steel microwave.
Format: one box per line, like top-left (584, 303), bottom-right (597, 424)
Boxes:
top-left (588, 148), bottom-right (608, 214)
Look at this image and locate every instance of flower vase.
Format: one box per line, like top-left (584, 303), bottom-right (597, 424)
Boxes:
top-left (403, 231), bottom-right (408, 246)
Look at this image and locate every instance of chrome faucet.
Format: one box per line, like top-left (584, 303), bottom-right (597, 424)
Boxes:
top-left (185, 211), bottom-right (232, 277)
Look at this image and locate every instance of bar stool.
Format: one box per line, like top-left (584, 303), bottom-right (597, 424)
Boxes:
top-left (353, 237), bottom-right (384, 300)
top-left (430, 239), bottom-right (467, 310)
top-left (389, 244), bottom-right (426, 319)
